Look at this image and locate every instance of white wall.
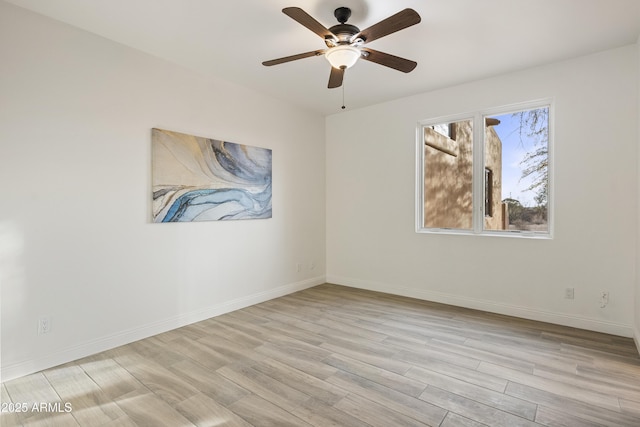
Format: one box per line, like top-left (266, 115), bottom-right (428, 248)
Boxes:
top-left (0, 2), bottom-right (326, 382)
top-left (636, 36), bottom-right (640, 351)
top-left (327, 45), bottom-right (638, 337)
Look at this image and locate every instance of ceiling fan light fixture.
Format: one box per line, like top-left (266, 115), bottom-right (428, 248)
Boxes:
top-left (325, 45), bottom-right (360, 69)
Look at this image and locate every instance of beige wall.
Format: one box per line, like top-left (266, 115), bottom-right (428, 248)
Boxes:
top-left (423, 121), bottom-right (473, 229)
top-left (484, 125), bottom-right (504, 230)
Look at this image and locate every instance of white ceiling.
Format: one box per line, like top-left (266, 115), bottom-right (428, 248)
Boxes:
top-left (6, 0), bottom-right (640, 115)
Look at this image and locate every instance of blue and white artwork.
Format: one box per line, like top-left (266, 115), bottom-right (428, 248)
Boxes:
top-left (152, 128), bottom-right (272, 222)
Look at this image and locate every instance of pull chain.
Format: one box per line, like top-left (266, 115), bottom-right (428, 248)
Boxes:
top-left (341, 78), bottom-right (346, 110)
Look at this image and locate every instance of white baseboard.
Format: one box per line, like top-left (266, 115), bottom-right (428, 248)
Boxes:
top-left (0, 276), bottom-right (324, 383)
top-left (327, 275), bottom-right (635, 338)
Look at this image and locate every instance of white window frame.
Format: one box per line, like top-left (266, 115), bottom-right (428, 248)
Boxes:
top-left (416, 99), bottom-right (554, 239)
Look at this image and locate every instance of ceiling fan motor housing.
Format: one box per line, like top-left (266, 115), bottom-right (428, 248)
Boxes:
top-left (326, 7), bottom-right (361, 46)
top-left (326, 24), bottom-right (360, 44)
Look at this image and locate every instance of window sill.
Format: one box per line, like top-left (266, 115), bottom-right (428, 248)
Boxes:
top-left (416, 228), bottom-right (552, 239)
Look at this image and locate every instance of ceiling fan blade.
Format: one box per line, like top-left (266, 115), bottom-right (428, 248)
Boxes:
top-left (361, 48), bottom-right (417, 73)
top-left (262, 50), bottom-right (325, 66)
top-left (328, 67), bottom-right (344, 88)
top-left (354, 9), bottom-right (421, 44)
top-left (283, 7), bottom-right (336, 41)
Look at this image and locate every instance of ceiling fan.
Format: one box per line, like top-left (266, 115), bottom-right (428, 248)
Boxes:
top-left (262, 6), bottom-right (421, 89)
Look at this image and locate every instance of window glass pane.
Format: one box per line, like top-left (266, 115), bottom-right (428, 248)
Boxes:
top-left (423, 119), bottom-right (473, 230)
top-left (484, 107), bottom-right (549, 232)
top-left (432, 123), bottom-right (451, 139)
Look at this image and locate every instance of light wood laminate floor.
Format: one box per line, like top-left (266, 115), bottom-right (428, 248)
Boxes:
top-left (2, 284), bottom-right (640, 426)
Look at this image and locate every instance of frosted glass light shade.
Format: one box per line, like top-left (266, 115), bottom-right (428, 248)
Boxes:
top-left (325, 45), bottom-right (360, 69)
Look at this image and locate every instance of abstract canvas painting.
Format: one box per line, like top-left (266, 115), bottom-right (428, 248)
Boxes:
top-left (152, 128), bottom-right (272, 222)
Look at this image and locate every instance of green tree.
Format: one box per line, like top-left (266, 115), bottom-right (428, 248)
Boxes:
top-left (502, 197), bottom-right (525, 224)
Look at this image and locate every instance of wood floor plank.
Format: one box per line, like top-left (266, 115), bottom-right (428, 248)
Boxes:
top-left (320, 309), bottom-right (389, 330)
top-left (112, 389), bottom-right (195, 427)
top-left (3, 372), bottom-right (73, 426)
top-left (440, 411), bottom-right (490, 427)
top-left (226, 394), bottom-right (313, 427)
top-left (463, 337), bottom-right (588, 372)
top-left (152, 324), bottom-right (207, 344)
top-left (323, 352), bottom-right (426, 397)
top-left (575, 363), bottom-right (640, 392)
top-left (127, 336), bottom-right (187, 368)
top-left (532, 364), bottom-right (640, 402)
top-left (382, 315), bottom-right (477, 343)
top-left (75, 355), bottom-right (145, 401)
top-left (160, 336), bottom-right (230, 371)
top-left (3, 372), bottom-right (60, 405)
top-left (428, 338), bottom-right (540, 373)
top-left (254, 341), bottom-right (338, 380)
top-left (320, 340), bottom-right (411, 375)
top-left (167, 359), bottom-right (251, 406)
top-left (213, 315), bottom-right (272, 342)
top-left (100, 415), bottom-right (138, 427)
top-left (419, 385), bottom-right (539, 427)
top-left (109, 350), bottom-right (200, 407)
top-left (43, 364), bottom-right (125, 426)
top-left (2, 283), bottom-right (640, 426)
top-left (288, 397), bottom-right (372, 427)
top-left (534, 405), bottom-right (606, 427)
top-left (217, 364), bottom-right (312, 415)
top-left (505, 381), bottom-right (640, 427)
top-left (250, 357), bottom-right (348, 406)
top-left (1, 382), bottom-right (21, 427)
top-left (260, 318), bottom-right (326, 346)
top-left (201, 318), bottom-right (266, 349)
top-left (395, 346), bottom-right (482, 373)
top-left (174, 393), bottom-right (253, 427)
top-left (561, 342), bottom-right (640, 367)
top-left (261, 334), bottom-right (332, 363)
top-left (320, 331), bottom-right (398, 357)
top-left (196, 334), bottom-right (266, 367)
top-left (478, 361), bottom-right (622, 411)
top-left (543, 331), bottom-right (640, 358)
top-left (327, 370), bottom-right (448, 426)
top-left (619, 398), bottom-right (640, 418)
top-left (18, 412), bottom-right (80, 426)
top-left (405, 365), bottom-right (537, 420)
top-left (316, 316), bottom-right (389, 342)
top-left (333, 392), bottom-right (434, 427)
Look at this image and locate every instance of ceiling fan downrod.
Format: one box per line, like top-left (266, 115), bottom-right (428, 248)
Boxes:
top-left (334, 7), bottom-right (351, 24)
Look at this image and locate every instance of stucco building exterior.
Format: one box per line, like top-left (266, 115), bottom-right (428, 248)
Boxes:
top-left (423, 119), bottom-right (506, 230)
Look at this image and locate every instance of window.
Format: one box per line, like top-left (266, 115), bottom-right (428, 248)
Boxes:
top-left (417, 101), bottom-right (552, 237)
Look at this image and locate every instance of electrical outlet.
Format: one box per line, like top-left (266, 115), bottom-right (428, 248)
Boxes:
top-left (564, 288), bottom-right (574, 299)
top-left (296, 263), bottom-right (302, 272)
top-left (38, 316), bottom-right (51, 335)
top-left (600, 291), bottom-right (609, 308)
top-left (309, 261), bottom-right (316, 270)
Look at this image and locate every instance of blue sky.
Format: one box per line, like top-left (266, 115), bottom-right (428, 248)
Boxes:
top-left (488, 112), bottom-right (540, 207)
